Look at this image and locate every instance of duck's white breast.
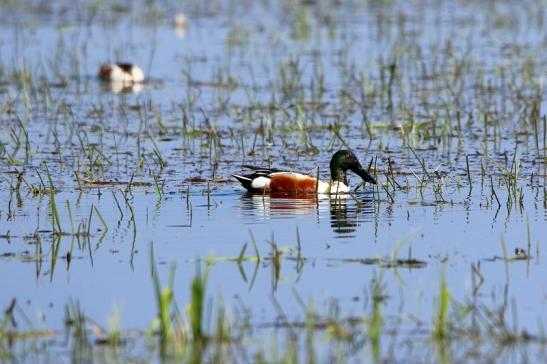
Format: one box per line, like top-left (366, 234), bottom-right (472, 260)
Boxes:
top-left (317, 181), bottom-right (350, 194)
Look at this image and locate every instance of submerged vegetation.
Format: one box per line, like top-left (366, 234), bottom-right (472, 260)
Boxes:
top-left (0, 0), bottom-right (545, 362)
top-left (2, 250), bottom-right (547, 362)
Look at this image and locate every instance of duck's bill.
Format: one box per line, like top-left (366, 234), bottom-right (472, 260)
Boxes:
top-left (353, 166), bottom-right (377, 184)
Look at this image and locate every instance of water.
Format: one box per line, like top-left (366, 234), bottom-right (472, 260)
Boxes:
top-left (0, 0), bottom-right (546, 361)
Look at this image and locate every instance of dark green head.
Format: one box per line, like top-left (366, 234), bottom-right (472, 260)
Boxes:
top-left (329, 150), bottom-right (377, 185)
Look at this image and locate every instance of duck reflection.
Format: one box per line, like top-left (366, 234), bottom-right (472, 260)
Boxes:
top-left (239, 193), bottom-right (374, 236)
top-left (328, 197), bottom-right (373, 237)
top-left (240, 193), bottom-right (320, 217)
top-left (99, 81), bottom-right (143, 94)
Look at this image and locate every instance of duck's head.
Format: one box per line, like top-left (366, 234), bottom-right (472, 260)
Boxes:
top-left (330, 150), bottom-right (377, 185)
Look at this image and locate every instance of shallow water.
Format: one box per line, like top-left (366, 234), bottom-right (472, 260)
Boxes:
top-left (0, 0), bottom-right (546, 361)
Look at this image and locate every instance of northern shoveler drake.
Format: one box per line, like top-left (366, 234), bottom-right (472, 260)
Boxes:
top-left (232, 150), bottom-right (377, 194)
top-left (98, 63), bottom-right (144, 83)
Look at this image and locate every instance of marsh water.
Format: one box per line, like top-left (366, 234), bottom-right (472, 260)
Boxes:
top-left (0, 0), bottom-right (546, 362)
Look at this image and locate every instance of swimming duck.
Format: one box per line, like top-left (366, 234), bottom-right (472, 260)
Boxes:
top-left (232, 150), bottom-right (376, 194)
top-left (98, 63), bottom-right (144, 83)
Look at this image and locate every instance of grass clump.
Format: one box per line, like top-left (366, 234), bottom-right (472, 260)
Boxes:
top-left (433, 264), bottom-right (451, 340)
top-left (189, 264), bottom-right (207, 343)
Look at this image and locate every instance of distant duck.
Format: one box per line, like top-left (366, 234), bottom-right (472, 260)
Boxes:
top-left (173, 14), bottom-right (188, 38)
top-left (98, 63), bottom-right (144, 83)
top-left (232, 150), bottom-right (377, 194)
top-left (173, 13), bottom-right (188, 28)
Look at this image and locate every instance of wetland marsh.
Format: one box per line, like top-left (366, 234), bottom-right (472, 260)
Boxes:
top-left (0, 0), bottom-right (546, 362)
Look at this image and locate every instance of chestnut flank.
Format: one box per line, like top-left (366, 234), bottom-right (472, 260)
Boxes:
top-left (269, 174), bottom-right (317, 193)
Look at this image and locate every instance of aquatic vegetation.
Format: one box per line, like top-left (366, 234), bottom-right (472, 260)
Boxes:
top-left (0, 0), bottom-right (545, 362)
